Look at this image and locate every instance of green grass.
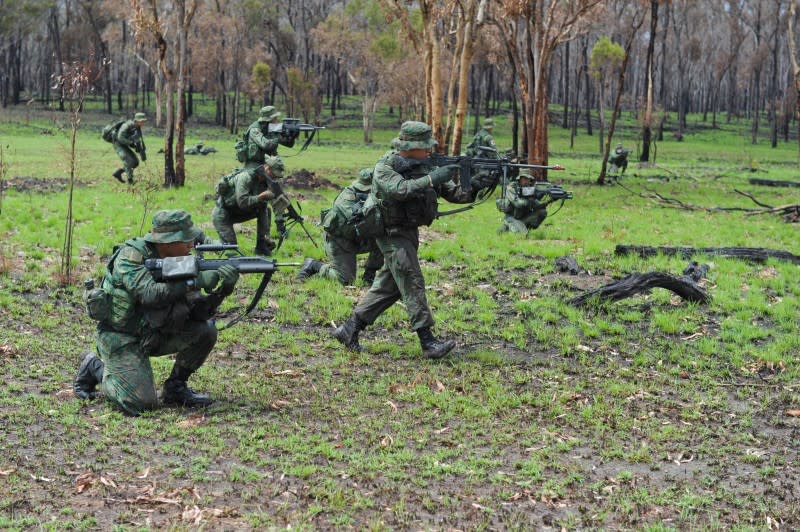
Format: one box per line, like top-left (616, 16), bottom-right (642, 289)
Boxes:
top-left (0, 99), bottom-right (799, 529)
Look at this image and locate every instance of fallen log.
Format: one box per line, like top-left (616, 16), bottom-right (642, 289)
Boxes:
top-left (615, 245), bottom-right (800, 265)
top-left (569, 271), bottom-right (710, 307)
top-left (748, 178), bottom-right (800, 188)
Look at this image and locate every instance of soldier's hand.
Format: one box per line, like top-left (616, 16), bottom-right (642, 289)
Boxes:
top-left (196, 270), bottom-right (220, 291)
top-left (217, 264), bottom-right (239, 291)
top-left (429, 164), bottom-right (460, 186)
top-left (258, 190), bottom-right (275, 202)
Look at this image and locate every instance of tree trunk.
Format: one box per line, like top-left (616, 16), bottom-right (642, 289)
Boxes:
top-left (640, 0), bottom-right (658, 162)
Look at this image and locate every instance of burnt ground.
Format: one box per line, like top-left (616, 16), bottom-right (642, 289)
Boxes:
top-left (2, 176), bottom-right (88, 193)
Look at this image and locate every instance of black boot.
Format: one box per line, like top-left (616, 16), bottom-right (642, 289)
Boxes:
top-left (161, 365), bottom-right (213, 407)
top-left (361, 268), bottom-right (377, 286)
top-left (297, 258), bottom-right (323, 281)
top-left (74, 352), bottom-right (105, 399)
top-left (254, 238), bottom-right (276, 256)
top-left (417, 327), bottom-right (455, 359)
top-left (332, 314), bottom-right (367, 352)
top-left (112, 169), bottom-right (125, 183)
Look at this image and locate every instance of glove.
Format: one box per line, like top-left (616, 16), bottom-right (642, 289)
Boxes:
top-left (258, 189), bottom-right (275, 202)
top-left (429, 164), bottom-right (459, 186)
top-left (264, 140), bottom-right (278, 156)
top-left (196, 270), bottom-right (220, 291)
top-left (217, 264), bottom-right (239, 291)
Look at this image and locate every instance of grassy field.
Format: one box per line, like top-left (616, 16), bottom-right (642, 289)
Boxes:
top-left (1, 101), bottom-right (799, 530)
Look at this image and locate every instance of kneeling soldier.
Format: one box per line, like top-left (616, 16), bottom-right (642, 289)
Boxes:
top-left (297, 168), bottom-right (384, 286)
top-left (74, 210), bottom-right (239, 416)
top-left (496, 171), bottom-right (548, 233)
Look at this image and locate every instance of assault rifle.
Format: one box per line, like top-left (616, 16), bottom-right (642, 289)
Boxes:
top-left (395, 150), bottom-right (564, 190)
top-left (517, 182), bottom-right (573, 206)
top-left (254, 167), bottom-right (320, 251)
top-left (144, 244), bottom-right (300, 329)
top-left (267, 118), bottom-right (325, 152)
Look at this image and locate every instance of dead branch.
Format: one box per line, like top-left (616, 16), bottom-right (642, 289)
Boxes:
top-left (615, 245), bottom-right (800, 264)
top-left (748, 178), bottom-right (800, 188)
top-left (569, 270), bottom-right (710, 307)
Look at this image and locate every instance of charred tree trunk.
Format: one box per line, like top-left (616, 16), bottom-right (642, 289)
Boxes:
top-left (615, 244), bottom-right (800, 264)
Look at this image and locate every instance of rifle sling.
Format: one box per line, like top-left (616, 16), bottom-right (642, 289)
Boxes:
top-left (215, 270), bottom-right (275, 330)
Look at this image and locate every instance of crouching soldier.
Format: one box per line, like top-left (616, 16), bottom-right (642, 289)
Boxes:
top-left (496, 171), bottom-right (548, 233)
top-left (74, 210), bottom-right (239, 416)
top-left (297, 168), bottom-right (384, 286)
top-left (212, 156), bottom-right (286, 256)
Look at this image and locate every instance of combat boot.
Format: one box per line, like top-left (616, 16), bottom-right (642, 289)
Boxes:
top-left (417, 327), bottom-right (455, 359)
top-left (74, 352), bottom-right (105, 399)
top-left (161, 365), bottom-right (213, 407)
top-left (112, 169), bottom-right (125, 183)
top-left (296, 258), bottom-right (323, 281)
top-left (332, 314), bottom-right (366, 352)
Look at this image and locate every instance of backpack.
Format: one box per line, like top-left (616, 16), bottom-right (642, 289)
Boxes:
top-left (234, 138), bottom-right (248, 163)
top-left (215, 169), bottom-right (241, 208)
top-left (352, 193), bottom-right (385, 239)
top-left (101, 119), bottom-right (126, 143)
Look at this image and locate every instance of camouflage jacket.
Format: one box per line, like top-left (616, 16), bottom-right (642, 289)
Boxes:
top-left (245, 120), bottom-right (296, 163)
top-left (501, 182), bottom-right (542, 219)
top-left (372, 150), bottom-right (475, 229)
top-left (466, 129), bottom-right (496, 157)
top-left (116, 120), bottom-right (145, 153)
top-left (322, 185), bottom-right (370, 242)
top-left (220, 168), bottom-right (269, 213)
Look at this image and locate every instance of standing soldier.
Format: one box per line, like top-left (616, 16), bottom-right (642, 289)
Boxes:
top-left (212, 155), bottom-right (286, 256)
top-left (332, 121), bottom-right (477, 359)
top-left (297, 168), bottom-right (384, 286)
top-left (496, 171), bottom-right (548, 233)
top-left (112, 112), bottom-right (147, 184)
top-left (465, 118), bottom-right (497, 157)
top-left (73, 210), bottom-right (240, 416)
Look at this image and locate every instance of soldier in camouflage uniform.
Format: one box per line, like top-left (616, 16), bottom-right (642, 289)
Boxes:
top-left (112, 112), bottom-right (148, 184)
top-left (608, 142), bottom-right (631, 176)
top-left (242, 106), bottom-right (295, 237)
top-left (73, 210), bottom-right (240, 416)
top-left (496, 171), bottom-right (548, 233)
top-left (184, 143), bottom-right (217, 155)
top-left (212, 155), bottom-right (285, 255)
top-left (465, 118), bottom-right (497, 157)
top-left (332, 121), bottom-right (476, 359)
top-left (297, 168), bottom-right (384, 286)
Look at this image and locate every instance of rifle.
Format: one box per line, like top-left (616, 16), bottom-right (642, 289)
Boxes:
top-left (144, 244), bottom-right (299, 329)
top-left (395, 151), bottom-right (564, 191)
top-left (254, 167), bottom-right (320, 251)
top-left (267, 118), bottom-right (326, 152)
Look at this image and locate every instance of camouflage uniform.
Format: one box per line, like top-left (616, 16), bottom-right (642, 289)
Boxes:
top-left (609, 143), bottom-right (630, 175)
top-left (77, 210), bottom-right (238, 416)
top-left (347, 123), bottom-right (474, 335)
top-left (243, 106), bottom-right (296, 168)
top-left (497, 172), bottom-right (547, 233)
top-left (113, 112), bottom-right (147, 184)
top-left (299, 169), bottom-right (384, 285)
top-left (212, 156), bottom-right (285, 254)
top-left (465, 118), bottom-right (497, 157)
top-left (185, 143), bottom-right (216, 155)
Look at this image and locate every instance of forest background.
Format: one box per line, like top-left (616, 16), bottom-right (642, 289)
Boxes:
top-left (1, 0), bottom-right (799, 530)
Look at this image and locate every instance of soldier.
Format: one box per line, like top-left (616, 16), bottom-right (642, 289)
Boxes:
top-left (185, 142), bottom-right (216, 155)
top-left (465, 117), bottom-right (497, 157)
top-left (73, 210), bottom-right (240, 416)
top-left (212, 155), bottom-right (285, 256)
top-left (297, 168), bottom-right (384, 286)
top-left (609, 142), bottom-right (631, 176)
top-left (332, 121), bottom-right (476, 359)
top-left (496, 171), bottom-right (548, 233)
top-left (112, 112), bottom-right (147, 184)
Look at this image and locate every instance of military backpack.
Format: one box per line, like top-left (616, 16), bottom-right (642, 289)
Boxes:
top-left (101, 119), bottom-right (126, 143)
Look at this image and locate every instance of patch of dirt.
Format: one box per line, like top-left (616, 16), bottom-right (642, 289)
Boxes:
top-left (283, 168), bottom-right (338, 190)
top-left (2, 176), bottom-right (87, 193)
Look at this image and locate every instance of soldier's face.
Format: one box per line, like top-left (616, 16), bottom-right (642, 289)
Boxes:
top-left (135, 120), bottom-right (145, 128)
top-left (401, 147), bottom-right (432, 160)
top-left (155, 240), bottom-right (194, 258)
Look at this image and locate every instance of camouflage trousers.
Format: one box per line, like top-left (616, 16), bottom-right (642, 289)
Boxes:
top-left (113, 142), bottom-right (139, 181)
top-left (319, 233), bottom-right (384, 285)
top-left (96, 320), bottom-right (217, 416)
top-left (353, 227), bottom-right (434, 331)
top-left (211, 204), bottom-right (272, 251)
top-left (499, 210), bottom-right (547, 233)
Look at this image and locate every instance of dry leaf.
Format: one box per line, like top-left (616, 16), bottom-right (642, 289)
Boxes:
top-left (385, 400), bottom-right (398, 412)
top-left (270, 400), bottom-right (291, 410)
top-left (380, 435), bottom-right (393, 447)
top-left (785, 409), bottom-right (800, 417)
top-left (0, 468), bottom-right (16, 476)
top-left (136, 467), bottom-right (150, 479)
top-left (270, 369), bottom-right (303, 377)
top-left (177, 414), bottom-right (206, 428)
top-left (75, 471), bottom-right (97, 493)
top-left (433, 380), bottom-right (446, 393)
top-left (99, 476), bottom-right (117, 488)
